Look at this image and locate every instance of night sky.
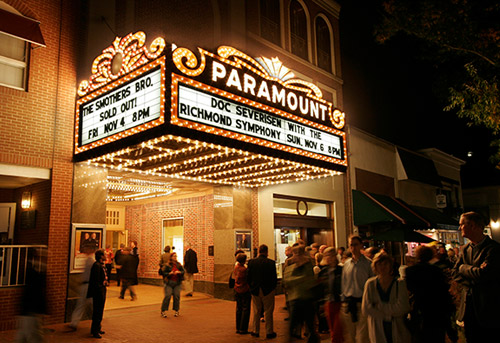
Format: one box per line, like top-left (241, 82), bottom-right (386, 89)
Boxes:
top-left (338, 0), bottom-right (499, 187)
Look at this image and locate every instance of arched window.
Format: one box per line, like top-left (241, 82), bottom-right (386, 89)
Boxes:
top-left (316, 16), bottom-right (332, 73)
top-left (289, 0), bottom-right (308, 60)
top-left (260, 0), bottom-right (281, 46)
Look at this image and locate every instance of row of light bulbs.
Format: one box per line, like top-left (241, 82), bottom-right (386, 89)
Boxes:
top-left (87, 134), bottom-right (341, 188)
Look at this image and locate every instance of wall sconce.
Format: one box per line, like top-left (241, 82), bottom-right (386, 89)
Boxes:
top-left (21, 191), bottom-right (31, 209)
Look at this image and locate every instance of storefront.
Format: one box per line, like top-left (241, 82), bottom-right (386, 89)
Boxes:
top-left (68, 31), bottom-right (348, 306)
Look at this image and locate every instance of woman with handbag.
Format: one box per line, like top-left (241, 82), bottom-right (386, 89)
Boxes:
top-left (161, 252), bottom-right (185, 318)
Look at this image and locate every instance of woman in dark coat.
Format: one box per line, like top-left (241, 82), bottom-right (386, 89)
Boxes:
top-left (87, 249), bottom-right (108, 339)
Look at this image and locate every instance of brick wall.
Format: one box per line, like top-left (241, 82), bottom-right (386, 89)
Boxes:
top-left (0, 0), bottom-right (79, 330)
top-left (13, 180), bottom-right (51, 245)
top-left (125, 195), bottom-right (215, 282)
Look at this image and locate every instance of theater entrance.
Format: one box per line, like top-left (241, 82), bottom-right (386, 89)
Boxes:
top-left (273, 195), bottom-right (334, 277)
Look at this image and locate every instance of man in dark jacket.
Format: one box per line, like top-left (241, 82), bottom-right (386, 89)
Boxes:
top-left (183, 243), bottom-right (198, 297)
top-left (118, 247), bottom-right (137, 300)
top-left (247, 244), bottom-right (277, 339)
top-left (87, 249), bottom-right (108, 339)
top-left (452, 212), bottom-right (500, 343)
top-left (406, 245), bottom-right (454, 343)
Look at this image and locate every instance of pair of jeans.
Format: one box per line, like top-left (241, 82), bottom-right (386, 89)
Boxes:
top-left (235, 291), bottom-right (251, 332)
top-left (162, 280), bottom-right (181, 311)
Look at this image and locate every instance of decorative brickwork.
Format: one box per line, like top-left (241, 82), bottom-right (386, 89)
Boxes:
top-left (125, 195), bottom-right (215, 282)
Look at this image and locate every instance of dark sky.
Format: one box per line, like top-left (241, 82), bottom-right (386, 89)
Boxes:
top-left (338, 0), bottom-right (498, 186)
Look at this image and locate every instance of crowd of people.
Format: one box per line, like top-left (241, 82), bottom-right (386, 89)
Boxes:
top-left (56, 211), bottom-right (499, 342)
top-left (228, 211), bottom-right (500, 343)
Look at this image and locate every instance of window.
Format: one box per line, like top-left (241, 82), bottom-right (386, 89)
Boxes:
top-left (0, 32), bottom-right (28, 90)
top-left (315, 16), bottom-right (332, 73)
top-left (289, 0), bottom-right (308, 60)
top-left (260, 0), bottom-right (281, 46)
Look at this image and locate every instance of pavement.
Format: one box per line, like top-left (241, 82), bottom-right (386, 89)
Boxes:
top-left (0, 282), bottom-right (330, 343)
top-left (0, 282), bottom-right (465, 342)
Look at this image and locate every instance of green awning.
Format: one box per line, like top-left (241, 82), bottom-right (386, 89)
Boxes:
top-left (352, 190), bottom-right (431, 229)
top-left (410, 205), bottom-right (459, 230)
top-left (352, 190), bottom-right (396, 226)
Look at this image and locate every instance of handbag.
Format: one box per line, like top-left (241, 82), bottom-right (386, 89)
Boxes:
top-left (229, 273), bottom-right (235, 288)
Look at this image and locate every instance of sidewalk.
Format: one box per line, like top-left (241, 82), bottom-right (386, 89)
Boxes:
top-left (0, 283), bottom-right (331, 342)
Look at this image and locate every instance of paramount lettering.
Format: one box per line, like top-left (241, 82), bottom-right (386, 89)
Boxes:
top-left (211, 61), bottom-right (328, 122)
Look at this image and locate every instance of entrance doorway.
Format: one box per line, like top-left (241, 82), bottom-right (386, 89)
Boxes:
top-left (162, 218), bottom-right (184, 263)
top-left (273, 195), bottom-right (334, 278)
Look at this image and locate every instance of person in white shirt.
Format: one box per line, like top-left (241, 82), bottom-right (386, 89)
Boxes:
top-left (341, 235), bottom-right (373, 343)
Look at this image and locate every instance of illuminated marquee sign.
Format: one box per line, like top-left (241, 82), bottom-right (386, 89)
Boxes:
top-left (171, 46), bottom-right (346, 165)
top-left (75, 31), bottom-right (347, 168)
top-left (79, 67), bottom-right (162, 146)
top-left (176, 81), bottom-right (343, 159)
top-left (75, 32), bottom-right (166, 154)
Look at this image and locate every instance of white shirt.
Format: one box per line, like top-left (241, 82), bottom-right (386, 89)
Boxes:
top-left (341, 254), bottom-right (373, 299)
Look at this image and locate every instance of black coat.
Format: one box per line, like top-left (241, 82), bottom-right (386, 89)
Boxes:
top-left (406, 262), bottom-right (453, 323)
top-left (247, 254), bottom-right (277, 296)
top-left (87, 261), bottom-right (107, 299)
top-left (184, 249), bottom-right (198, 274)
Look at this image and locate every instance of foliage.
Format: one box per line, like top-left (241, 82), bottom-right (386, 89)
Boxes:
top-left (375, 0), bottom-right (500, 161)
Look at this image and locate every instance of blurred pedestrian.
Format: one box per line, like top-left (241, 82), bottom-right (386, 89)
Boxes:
top-left (159, 245), bottom-right (171, 271)
top-left (16, 248), bottom-right (46, 343)
top-left (183, 242), bottom-right (198, 297)
top-left (118, 247), bottom-right (137, 300)
top-left (247, 244), bottom-right (278, 339)
top-left (87, 249), bottom-right (108, 339)
top-left (114, 243), bottom-right (125, 287)
top-left (130, 240), bottom-right (140, 286)
top-left (234, 252), bottom-right (251, 334)
top-left (161, 252), bottom-right (185, 318)
top-left (452, 212), bottom-right (500, 343)
top-left (284, 245), bottom-right (319, 343)
top-left (405, 245), bottom-right (455, 343)
top-left (362, 252), bottom-right (410, 343)
top-left (321, 247), bottom-right (343, 343)
top-left (66, 246), bottom-right (95, 331)
top-left (104, 245), bottom-right (114, 283)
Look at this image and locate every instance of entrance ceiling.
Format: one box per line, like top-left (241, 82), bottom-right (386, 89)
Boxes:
top-left (86, 135), bottom-right (341, 202)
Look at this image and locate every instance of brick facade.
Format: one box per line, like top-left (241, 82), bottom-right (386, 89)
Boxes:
top-left (125, 195), bottom-right (215, 282)
top-left (0, 0), bottom-right (79, 330)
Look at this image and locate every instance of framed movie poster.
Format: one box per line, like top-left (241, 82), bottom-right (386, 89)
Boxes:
top-left (70, 223), bottom-right (105, 273)
top-left (235, 229), bottom-right (252, 254)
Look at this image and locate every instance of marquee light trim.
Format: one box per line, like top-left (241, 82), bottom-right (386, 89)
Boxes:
top-left (74, 56), bottom-right (167, 154)
top-left (170, 74), bottom-right (347, 166)
top-left (172, 44), bottom-right (345, 129)
top-left (78, 31), bottom-right (166, 97)
top-left (87, 135), bottom-right (342, 190)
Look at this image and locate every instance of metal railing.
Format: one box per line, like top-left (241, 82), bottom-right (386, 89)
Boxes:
top-left (0, 245), bottom-right (47, 287)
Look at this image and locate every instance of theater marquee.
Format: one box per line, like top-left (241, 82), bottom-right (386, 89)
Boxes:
top-left (75, 31), bottom-right (347, 169)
